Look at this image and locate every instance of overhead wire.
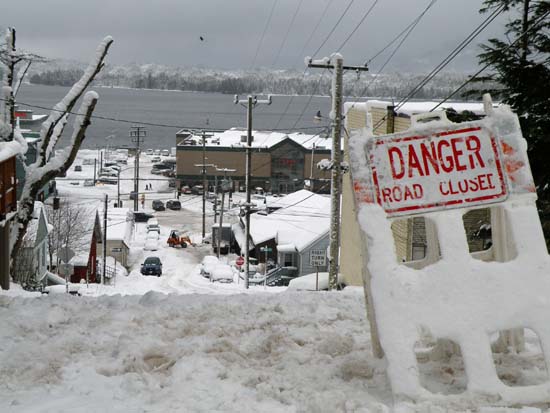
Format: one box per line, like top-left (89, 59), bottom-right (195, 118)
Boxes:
top-left (394, 3), bottom-right (506, 112)
top-left (335, 0), bottom-right (380, 52)
top-left (272, 0), bottom-right (305, 67)
top-left (430, 8), bottom-right (550, 113)
top-left (311, 0), bottom-right (356, 59)
top-left (251, 0), bottom-right (279, 69)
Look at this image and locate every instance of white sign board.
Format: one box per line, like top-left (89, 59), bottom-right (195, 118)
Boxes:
top-left (367, 125), bottom-right (507, 216)
top-left (310, 249), bottom-right (326, 267)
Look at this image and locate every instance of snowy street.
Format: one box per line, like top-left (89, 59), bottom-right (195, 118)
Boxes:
top-left (0, 290), bottom-right (383, 413)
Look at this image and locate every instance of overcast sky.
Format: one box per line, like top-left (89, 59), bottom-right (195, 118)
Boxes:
top-left (2, 0), bottom-right (508, 72)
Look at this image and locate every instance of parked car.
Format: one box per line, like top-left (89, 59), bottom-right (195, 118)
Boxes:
top-left (191, 185), bottom-right (204, 195)
top-left (152, 200), bottom-right (165, 211)
top-left (74, 165), bottom-right (82, 172)
top-left (161, 149), bottom-right (170, 156)
top-left (140, 256), bottom-right (162, 276)
top-left (169, 178), bottom-right (176, 188)
top-left (182, 185), bottom-right (192, 195)
top-left (133, 211), bottom-right (154, 223)
top-left (146, 218), bottom-right (160, 233)
top-left (144, 232), bottom-right (159, 251)
top-left (151, 156), bottom-right (161, 163)
top-left (200, 256), bottom-right (219, 278)
top-left (146, 149), bottom-right (154, 156)
top-left (83, 158), bottom-right (95, 165)
top-left (130, 191), bottom-right (138, 200)
top-left (211, 264), bottom-right (234, 283)
top-left (98, 176), bottom-right (117, 185)
top-left (166, 200), bottom-right (181, 210)
top-left (153, 149), bottom-right (161, 156)
top-left (83, 179), bottom-right (95, 187)
top-left (115, 158), bottom-right (128, 165)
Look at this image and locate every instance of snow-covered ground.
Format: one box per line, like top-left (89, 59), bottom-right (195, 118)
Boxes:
top-left (1, 149), bottom-right (548, 412)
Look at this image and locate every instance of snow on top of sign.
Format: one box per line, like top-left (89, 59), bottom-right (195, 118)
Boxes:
top-left (350, 102), bottom-right (550, 404)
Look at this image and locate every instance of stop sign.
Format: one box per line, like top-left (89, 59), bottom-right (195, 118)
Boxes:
top-left (236, 256), bottom-right (244, 266)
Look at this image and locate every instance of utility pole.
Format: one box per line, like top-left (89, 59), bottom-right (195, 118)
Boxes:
top-left (129, 126), bottom-right (146, 211)
top-left (234, 94), bottom-right (272, 289)
top-left (102, 194), bottom-right (108, 285)
top-left (195, 161), bottom-right (215, 240)
top-left (117, 169), bottom-right (121, 207)
top-left (217, 168), bottom-right (236, 258)
top-left (307, 54), bottom-right (368, 290)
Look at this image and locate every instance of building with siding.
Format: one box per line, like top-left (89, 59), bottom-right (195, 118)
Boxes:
top-left (341, 100), bottom-right (492, 286)
top-left (176, 129), bottom-right (332, 194)
top-left (232, 190), bottom-right (330, 279)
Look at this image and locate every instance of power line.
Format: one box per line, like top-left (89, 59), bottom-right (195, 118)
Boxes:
top-left (7, 97), bottom-right (327, 132)
top-left (430, 9), bottom-right (550, 113)
top-left (345, 0), bottom-right (438, 114)
top-left (311, 0), bottom-right (356, 58)
top-left (336, 0), bottom-right (380, 52)
top-left (251, 0), bottom-right (279, 69)
top-left (272, 0), bottom-right (305, 67)
top-left (395, 3), bottom-right (506, 112)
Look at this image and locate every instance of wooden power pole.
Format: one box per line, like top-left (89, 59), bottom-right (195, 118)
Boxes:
top-left (307, 54), bottom-right (368, 290)
top-left (234, 95), bottom-right (272, 289)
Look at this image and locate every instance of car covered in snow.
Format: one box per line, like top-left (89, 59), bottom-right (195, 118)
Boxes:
top-left (200, 255), bottom-right (219, 278)
top-left (146, 218), bottom-right (160, 233)
top-left (210, 264), bottom-right (234, 283)
top-left (140, 256), bottom-right (162, 276)
top-left (144, 232), bottom-right (159, 251)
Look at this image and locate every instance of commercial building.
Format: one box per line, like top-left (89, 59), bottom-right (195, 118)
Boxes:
top-left (176, 128), bottom-right (333, 194)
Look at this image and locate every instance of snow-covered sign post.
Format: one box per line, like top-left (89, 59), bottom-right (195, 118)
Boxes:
top-left (349, 94), bottom-right (550, 405)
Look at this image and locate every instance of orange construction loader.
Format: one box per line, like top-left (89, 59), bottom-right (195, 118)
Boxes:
top-left (167, 230), bottom-right (193, 248)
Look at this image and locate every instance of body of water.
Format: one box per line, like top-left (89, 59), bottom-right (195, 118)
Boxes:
top-left (16, 84), bottom-right (333, 150)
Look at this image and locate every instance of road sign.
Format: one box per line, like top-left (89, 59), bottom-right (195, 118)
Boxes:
top-left (236, 256), bottom-right (244, 266)
top-left (111, 247), bottom-right (122, 253)
top-left (310, 249), bottom-right (326, 267)
top-left (260, 247), bottom-right (272, 252)
top-left (58, 263), bottom-right (74, 276)
top-left (58, 247), bottom-right (75, 264)
top-left (366, 124), bottom-right (508, 216)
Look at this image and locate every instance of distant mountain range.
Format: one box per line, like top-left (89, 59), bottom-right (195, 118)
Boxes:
top-left (26, 60), bottom-right (490, 100)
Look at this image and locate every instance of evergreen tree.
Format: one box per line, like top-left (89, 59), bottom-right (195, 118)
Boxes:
top-left (475, 0), bottom-right (550, 197)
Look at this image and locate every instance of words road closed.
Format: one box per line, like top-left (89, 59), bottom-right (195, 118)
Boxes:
top-left (369, 126), bottom-right (507, 216)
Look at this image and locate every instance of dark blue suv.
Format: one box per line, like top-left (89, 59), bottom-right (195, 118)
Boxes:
top-left (141, 256), bottom-right (162, 276)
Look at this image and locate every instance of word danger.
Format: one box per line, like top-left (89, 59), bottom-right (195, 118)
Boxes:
top-left (370, 126), bottom-right (507, 215)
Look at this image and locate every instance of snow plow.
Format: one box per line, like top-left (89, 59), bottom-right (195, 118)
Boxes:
top-left (167, 230), bottom-right (193, 248)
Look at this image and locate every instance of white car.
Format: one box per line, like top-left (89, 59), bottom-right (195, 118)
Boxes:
top-left (161, 149), bottom-right (170, 156)
top-left (200, 255), bottom-right (219, 278)
top-left (146, 218), bottom-right (160, 233)
top-left (144, 232), bottom-right (159, 251)
top-left (210, 264), bottom-right (234, 283)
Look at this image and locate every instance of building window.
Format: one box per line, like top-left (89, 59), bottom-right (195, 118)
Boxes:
top-left (283, 253), bottom-right (295, 267)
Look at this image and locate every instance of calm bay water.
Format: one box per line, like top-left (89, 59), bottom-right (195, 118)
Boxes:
top-left (16, 84), bottom-right (332, 150)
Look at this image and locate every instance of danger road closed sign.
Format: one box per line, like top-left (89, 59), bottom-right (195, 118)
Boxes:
top-left (368, 125), bottom-right (507, 216)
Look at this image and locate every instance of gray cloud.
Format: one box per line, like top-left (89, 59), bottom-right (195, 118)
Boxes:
top-left (2, 0), bottom-right (506, 71)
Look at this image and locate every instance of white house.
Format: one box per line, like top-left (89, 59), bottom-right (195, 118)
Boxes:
top-left (232, 190), bottom-right (330, 282)
top-left (16, 201), bottom-right (51, 288)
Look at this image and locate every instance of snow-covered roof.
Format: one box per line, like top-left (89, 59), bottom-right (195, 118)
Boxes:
top-left (23, 202), bottom-right (49, 246)
top-left (344, 100), bottom-right (495, 117)
top-left (0, 140), bottom-right (25, 163)
top-left (103, 207), bottom-right (133, 244)
top-left (180, 128), bottom-right (331, 151)
top-left (234, 190), bottom-right (330, 252)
